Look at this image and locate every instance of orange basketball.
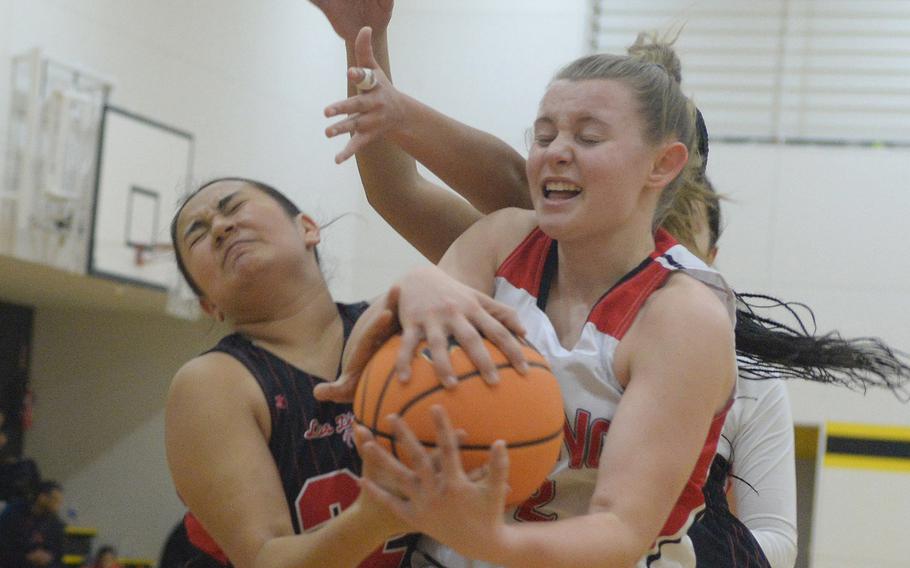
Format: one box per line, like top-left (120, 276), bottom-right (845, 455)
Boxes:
top-left (354, 334), bottom-right (564, 506)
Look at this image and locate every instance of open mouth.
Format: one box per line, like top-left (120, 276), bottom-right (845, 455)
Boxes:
top-left (543, 181), bottom-right (582, 200)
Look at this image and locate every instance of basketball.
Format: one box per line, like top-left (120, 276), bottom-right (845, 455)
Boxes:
top-left (354, 334), bottom-right (564, 506)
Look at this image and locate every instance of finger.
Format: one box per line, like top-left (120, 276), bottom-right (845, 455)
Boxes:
top-left (347, 66), bottom-right (376, 91)
top-left (326, 112), bottom-right (382, 139)
top-left (470, 308), bottom-right (529, 375)
top-left (360, 438), bottom-right (420, 498)
top-left (342, 307), bottom-right (398, 380)
top-left (478, 294), bottom-right (527, 338)
top-left (432, 428), bottom-right (468, 471)
top-left (449, 316), bottom-right (499, 385)
top-left (425, 324), bottom-right (457, 387)
top-left (487, 439), bottom-right (511, 500)
top-left (313, 373), bottom-right (357, 402)
top-left (354, 27), bottom-right (379, 69)
top-left (390, 415), bottom-right (436, 487)
top-left (353, 424), bottom-right (376, 450)
top-left (395, 326), bottom-right (421, 381)
top-left (385, 285), bottom-right (402, 315)
top-left (467, 464), bottom-right (489, 482)
top-left (326, 91), bottom-right (376, 119)
top-left (335, 132), bottom-right (376, 164)
top-left (431, 405), bottom-right (465, 478)
top-left (325, 116), bottom-right (357, 138)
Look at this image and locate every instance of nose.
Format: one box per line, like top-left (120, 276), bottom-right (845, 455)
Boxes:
top-left (544, 133), bottom-right (573, 167)
top-left (211, 213), bottom-right (236, 246)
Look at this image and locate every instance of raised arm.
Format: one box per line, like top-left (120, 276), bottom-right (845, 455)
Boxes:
top-left (313, 1), bottom-right (530, 261)
top-left (165, 354), bottom-right (401, 568)
top-left (312, 1), bottom-right (479, 261)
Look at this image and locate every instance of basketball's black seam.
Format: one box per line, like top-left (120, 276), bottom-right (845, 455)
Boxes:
top-left (357, 360), bottom-right (370, 426)
top-left (396, 361), bottom-right (551, 419)
top-left (371, 364), bottom-right (398, 430)
top-left (354, 417), bottom-right (563, 450)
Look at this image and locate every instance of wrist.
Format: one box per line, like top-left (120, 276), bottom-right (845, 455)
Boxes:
top-left (476, 523), bottom-right (520, 565)
top-left (388, 92), bottom-right (424, 147)
top-left (349, 494), bottom-right (407, 537)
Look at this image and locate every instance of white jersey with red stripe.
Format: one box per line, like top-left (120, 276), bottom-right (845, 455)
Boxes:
top-left (414, 228), bottom-right (736, 568)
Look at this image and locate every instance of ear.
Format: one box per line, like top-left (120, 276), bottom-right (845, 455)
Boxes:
top-left (647, 141), bottom-right (689, 190)
top-left (297, 214), bottom-right (322, 249)
top-left (199, 297), bottom-right (225, 322)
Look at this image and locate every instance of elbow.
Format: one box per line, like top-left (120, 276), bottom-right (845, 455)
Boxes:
top-left (584, 504), bottom-right (651, 568)
top-left (754, 529), bottom-right (798, 568)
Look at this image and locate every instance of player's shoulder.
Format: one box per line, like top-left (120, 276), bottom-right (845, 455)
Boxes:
top-left (470, 206), bottom-right (537, 253)
top-left (470, 207), bottom-right (536, 235)
top-left (648, 272), bottom-right (732, 330)
top-left (169, 350), bottom-right (259, 407)
top-left (630, 273), bottom-right (734, 364)
top-left (447, 207), bottom-right (538, 268)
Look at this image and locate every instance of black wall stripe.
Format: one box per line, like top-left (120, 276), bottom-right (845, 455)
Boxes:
top-left (826, 436), bottom-right (910, 460)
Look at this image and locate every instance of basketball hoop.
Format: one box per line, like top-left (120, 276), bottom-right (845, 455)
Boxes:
top-left (130, 243), bottom-right (174, 267)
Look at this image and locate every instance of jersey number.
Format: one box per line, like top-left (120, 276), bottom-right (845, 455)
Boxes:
top-left (513, 479), bottom-right (557, 523)
top-left (295, 469), bottom-right (409, 567)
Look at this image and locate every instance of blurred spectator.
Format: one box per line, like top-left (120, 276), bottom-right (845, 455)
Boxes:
top-left (0, 480), bottom-right (65, 568)
top-left (0, 410), bottom-right (41, 504)
top-left (84, 545), bottom-right (122, 568)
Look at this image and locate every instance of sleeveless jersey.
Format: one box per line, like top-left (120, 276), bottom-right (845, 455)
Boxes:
top-left (184, 302), bottom-right (414, 567)
top-left (416, 229), bottom-right (736, 568)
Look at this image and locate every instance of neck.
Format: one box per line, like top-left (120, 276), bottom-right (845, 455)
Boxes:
top-left (235, 282), bottom-right (339, 348)
top-left (554, 217), bottom-right (656, 305)
top-left (231, 273), bottom-right (344, 375)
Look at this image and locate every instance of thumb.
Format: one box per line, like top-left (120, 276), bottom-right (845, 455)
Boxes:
top-left (354, 26), bottom-right (378, 69)
top-left (313, 374), bottom-right (357, 403)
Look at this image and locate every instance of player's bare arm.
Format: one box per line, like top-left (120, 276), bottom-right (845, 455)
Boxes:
top-left (166, 354), bottom-right (402, 568)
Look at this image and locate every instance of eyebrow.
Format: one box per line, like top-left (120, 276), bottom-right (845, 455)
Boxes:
top-left (217, 191), bottom-right (239, 213)
top-left (182, 191), bottom-right (240, 240)
top-left (533, 115), bottom-right (608, 128)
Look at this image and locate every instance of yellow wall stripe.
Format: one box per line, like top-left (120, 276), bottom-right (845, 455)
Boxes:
top-left (64, 526), bottom-right (98, 536)
top-left (826, 422), bottom-right (910, 442)
top-left (824, 453), bottom-right (910, 473)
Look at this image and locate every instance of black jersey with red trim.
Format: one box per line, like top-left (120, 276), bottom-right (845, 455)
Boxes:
top-left (183, 302), bottom-right (414, 567)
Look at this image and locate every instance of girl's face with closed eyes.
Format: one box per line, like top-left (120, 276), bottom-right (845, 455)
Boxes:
top-left (526, 78), bottom-right (672, 244)
top-left (174, 180), bottom-right (319, 318)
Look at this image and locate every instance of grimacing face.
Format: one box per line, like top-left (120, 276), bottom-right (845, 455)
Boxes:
top-left (174, 181), bottom-right (315, 314)
top-left (526, 78), bottom-right (667, 244)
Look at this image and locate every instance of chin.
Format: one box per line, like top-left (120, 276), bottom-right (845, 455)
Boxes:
top-left (534, 210), bottom-right (576, 239)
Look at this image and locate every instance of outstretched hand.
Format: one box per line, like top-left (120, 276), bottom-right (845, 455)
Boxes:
top-left (316, 266), bottom-right (527, 402)
top-left (309, 0), bottom-right (394, 43)
top-left (324, 26), bottom-right (409, 163)
top-left (393, 266), bottom-right (528, 387)
top-left (359, 406), bottom-right (511, 560)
